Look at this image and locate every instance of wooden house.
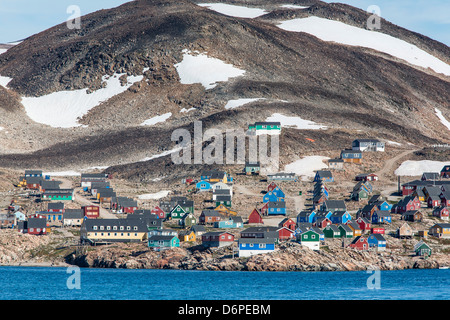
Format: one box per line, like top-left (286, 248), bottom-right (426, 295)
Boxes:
top-left (397, 223), bottom-right (414, 238)
top-left (199, 210), bottom-right (224, 225)
top-left (248, 121), bottom-right (281, 135)
top-left (338, 224), bottom-right (353, 238)
top-left (238, 237), bottom-right (275, 257)
top-left (297, 229), bottom-right (320, 251)
top-left (201, 232), bottom-right (235, 248)
top-left (278, 218), bottom-right (296, 231)
top-left (321, 200), bottom-right (347, 213)
top-left (215, 195), bottom-right (232, 208)
top-left (248, 208), bottom-right (264, 224)
top-left (267, 201), bottom-right (286, 215)
top-left (191, 225), bottom-right (206, 237)
top-left (196, 180), bottom-right (212, 191)
top-left (441, 165), bottom-right (450, 178)
top-left (38, 211), bottom-right (63, 226)
top-left (356, 217), bottom-right (372, 232)
top-left (314, 217), bottom-right (332, 228)
top-left (297, 210), bottom-right (315, 224)
top-left (414, 241), bottom-right (432, 257)
top-left (371, 210), bottom-right (391, 224)
top-left (323, 225), bottom-right (341, 238)
top-left (267, 182), bottom-right (278, 192)
top-left (244, 162), bottom-right (260, 175)
top-left (214, 216), bottom-right (243, 229)
top-left (212, 189), bottom-right (232, 201)
top-left (355, 173), bottom-right (379, 182)
top-left (421, 172), bottom-right (440, 181)
top-left (328, 158), bottom-right (344, 170)
top-left (371, 227), bottom-right (385, 235)
top-left (340, 149), bottom-right (362, 164)
top-left (27, 217), bottom-right (48, 235)
top-left (151, 206), bottom-right (166, 219)
top-left (349, 236), bottom-right (369, 251)
top-left (351, 139), bottom-right (385, 152)
top-left (263, 191), bottom-right (283, 203)
top-left (179, 230), bottom-right (196, 242)
top-left (432, 206), bottom-right (449, 220)
top-left (179, 213), bottom-right (197, 228)
top-left (80, 218), bottom-right (148, 244)
top-left (241, 226), bottom-right (279, 242)
top-left (314, 170), bottom-right (334, 183)
top-left (63, 209), bottom-right (84, 227)
top-left (25, 170), bottom-right (43, 178)
top-left (82, 205), bottom-right (99, 219)
top-left (148, 235), bottom-right (180, 250)
top-left (330, 211), bottom-right (352, 224)
top-left (392, 196), bottom-right (421, 214)
top-left (215, 204), bottom-right (237, 216)
top-left (429, 223), bottom-right (450, 239)
top-left (169, 204), bottom-right (187, 220)
top-left (440, 191), bottom-right (450, 207)
top-left (367, 234), bottom-right (387, 251)
top-left (401, 210), bottom-right (423, 222)
top-left (48, 202), bottom-right (64, 213)
top-left (277, 226), bottom-right (295, 241)
top-left (345, 221), bottom-right (362, 237)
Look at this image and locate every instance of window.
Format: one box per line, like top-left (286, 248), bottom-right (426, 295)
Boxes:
top-left (113, 226), bottom-right (117, 231)
top-left (120, 226), bottom-right (124, 230)
top-left (127, 226), bottom-right (131, 230)
top-left (259, 243), bottom-right (266, 249)
top-left (134, 226), bottom-right (138, 231)
top-left (221, 235), bottom-right (225, 239)
top-left (106, 226), bottom-right (111, 230)
top-left (100, 226), bottom-right (104, 230)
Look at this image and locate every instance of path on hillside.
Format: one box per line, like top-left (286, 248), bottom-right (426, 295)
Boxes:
top-left (58, 177), bottom-right (117, 219)
top-left (374, 148), bottom-right (420, 197)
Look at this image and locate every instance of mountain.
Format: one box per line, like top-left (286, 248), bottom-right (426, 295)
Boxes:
top-left (0, 0), bottom-right (448, 182)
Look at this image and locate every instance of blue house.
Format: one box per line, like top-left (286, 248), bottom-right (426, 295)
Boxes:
top-left (238, 237), bottom-right (276, 257)
top-left (367, 234), bottom-right (387, 251)
top-left (314, 170), bottom-right (334, 183)
top-left (376, 201), bottom-right (392, 212)
top-left (297, 211), bottom-right (315, 224)
top-left (267, 201), bottom-right (286, 215)
top-left (14, 211), bottom-right (26, 222)
top-left (312, 210), bottom-right (332, 223)
top-left (329, 211), bottom-right (352, 224)
top-left (271, 186), bottom-right (285, 199)
top-left (214, 217), bottom-right (243, 229)
top-left (196, 180), bottom-right (212, 191)
top-left (263, 191), bottom-right (284, 203)
top-left (371, 210), bottom-right (392, 224)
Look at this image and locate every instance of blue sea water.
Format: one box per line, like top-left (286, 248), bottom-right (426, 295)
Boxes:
top-left (0, 266), bottom-right (448, 300)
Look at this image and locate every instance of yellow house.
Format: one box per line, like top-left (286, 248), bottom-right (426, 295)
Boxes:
top-left (429, 223), bottom-right (450, 239)
top-left (180, 230), bottom-right (196, 242)
top-left (412, 189), bottom-right (425, 202)
top-left (80, 218), bottom-right (148, 244)
top-left (215, 204), bottom-right (237, 216)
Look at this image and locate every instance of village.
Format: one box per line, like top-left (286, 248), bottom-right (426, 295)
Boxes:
top-left (0, 122), bottom-right (450, 269)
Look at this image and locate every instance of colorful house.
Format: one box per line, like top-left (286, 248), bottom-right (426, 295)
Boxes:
top-left (179, 230), bottom-right (196, 242)
top-left (356, 217), bottom-right (372, 232)
top-left (297, 229), bottom-right (320, 251)
top-left (429, 223), bottom-right (450, 239)
top-left (277, 227), bottom-right (295, 241)
top-left (432, 206), bottom-right (449, 220)
top-left (351, 139), bottom-right (385, 152)
top-left (248, 208), bottom-right (264, 224)
top-left (414, 240), bottom-right (432, 257)
top-left (201, 232), bottom-right (235, 248)
top-left (314, 217), bottom-right (332, 228)
top-left (215, 204), bottom-right (237, 216)
top-left (214, 217), bottom-right (243, 229)
top-left (330, 211), bottom-right (352, 224)
top-left (349, 236), bottom-right (369, 251)
top-left (151, 206), bottom-right (166, 219)
top-left (367, 234), bottom-right (387, 251)
top-left (267, 201), bottom-right (286, 215)
top-left (346, 221), bottom-right (362, 237)
top-left (323, 225), bottom-right (341, 238)
top-left (148, 235), bottom-right (180, 250)
top-left (215, 195), bottom-right (232, 208)
top-left (179, 213), bottom-right (197, 228)
top-left (340, 149), bottom-right (362, 164)
top-left (244, 162), bottom-right (260, 175)
top-left (278, 218), bottom-right (296, 231)
top-left (297, 211), bottom-right (315, 224)
top-left (238, 237), bottom-right (276, 257)
top-left (248, 121), bottom-right (281, 135)
top-left (196, 180), bottom-right (212, 191)
top-left (169, 204), bottom-right (187, 220)
top-left (200, 210), bottom-right (224, 225)
top-left (371, 210), bottom-right (392, 224)
top-left (401, 210), bottom-right (423, 222)
top-left (338, 224), bottom-right (354, 238)
top-left (314, 170), bottom-right (334, 183)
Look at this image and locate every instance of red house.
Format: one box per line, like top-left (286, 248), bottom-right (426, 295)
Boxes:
top-left (27, 215), bottom-right (48, 235)
top-left (278, 218), bottom-right (296, 231)
top-left (151, 205), bottom-right (166, 219)
top-left (393, 196), bottom-right (421, 214)
top-left (82, 205), bottom-right (99, 219)
top-left (268, 182), bottom-right (278, 192)
top-left (248, 208), bottom-right (264, 224)
top-left (441, 192), bottom-right (450, 207)
top-left (260, 202), bottom-right (269, 216)
top-left (428, 196), bottom-right (441, 208)
top-left (277, 227), bottom-right (294, 241)
top-left (371, 227), bottom-right (385, 234)
top-left (349, 236), bottom-right (369, 250)
top-left (433, 206), bottom-right (449, 220)
top-left (356, 217), bottom-right (371, 232)
top-left (314, 217), bottom-right (332, 228)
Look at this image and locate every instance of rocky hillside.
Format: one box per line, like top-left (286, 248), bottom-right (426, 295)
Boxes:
top-left (0, 0), bottom-right (448, 178)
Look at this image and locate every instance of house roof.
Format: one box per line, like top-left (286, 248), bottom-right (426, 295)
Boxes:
top-left (374, 210), bottom-right (391, 217)
top-left (369, 234), bottom-right (386, 241)
top-left (323, 200), bottom-right (346, 210)
top-left (268, 201), bottom-right (286, 209)
top-left (201, 210), bottom-right (224, 217)
top-left (27, 217), bottom-right (47, 229)
top-left (239, 237), bottom-right (275, 244)
top-left (316, 170), bottom-right (333, 178)
top-left (82, 218), bottom-right (148, 232)
top-left (48, 202), bottom-right (64, 210)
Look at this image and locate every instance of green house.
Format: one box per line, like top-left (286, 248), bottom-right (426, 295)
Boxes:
top-left (169, 204), bottom-right (186, 220)
top-left (180, 213), bottom-right (197, 228)
top-left (323, 225), bottom-right (341, 238)
top-left (148, 235), bottom-right (180, 249)
top-left (338, 224), bottom-right (354, 238)
top-left (42, 192), bottom-right (73, 201)
top-left (215, 196), bottom-right (232, 208)
top-left (297, 230), bottom-right (320, 251)
top-left (414, 240), bottom-right (432, 257)
top-left (248, 122), bottom-right (281, 135)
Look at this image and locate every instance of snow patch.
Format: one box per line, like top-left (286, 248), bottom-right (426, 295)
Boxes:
top-left (395, 160), bottom-right (450, 176)
top-left (43, 171), bottom-right (81, 177)
top-left (21, 73), bottom-right (144, 128)
top-left (278, 17), bottom-right (450, 76)
top-left (198, 3), bottom-right (268, 18)
top-left (140, 147), bottom-right (183, 162)
top-left (141, 112), bottom-right (172, 126)
top-left (224, 98), bottom-right (265, 110)
top-left (280, 4), bottom-right (309, 9)
top-left (180, 107), bottom-right (196, 113)
top-left (175, 50), bottom-right (245, 89)
top-left (386, 140), bottom-right (402, 146)
top-left (266, 113), bottom-right (326, 130)
top-left (284, 156), bottom-right (330, 180)
top-left (435, 108), bottom-right (450, 131)
top-left (138, 190), bottom-right (171, 200)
